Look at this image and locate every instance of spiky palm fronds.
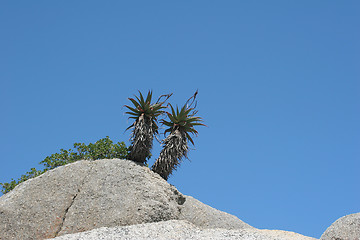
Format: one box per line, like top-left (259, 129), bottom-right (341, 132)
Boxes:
top-left (125, 90), bottom-right (171, 164)
top-left (162, 103), bottom-right (205, 146)
top-left (152, 92), bottom-right (205, 180)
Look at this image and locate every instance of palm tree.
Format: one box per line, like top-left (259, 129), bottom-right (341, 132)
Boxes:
top-left (125, 90), bottom-right (171, 164)
top-left (151, 92), bottom-right (205, 180)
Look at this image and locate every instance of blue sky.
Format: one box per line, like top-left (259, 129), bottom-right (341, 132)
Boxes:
top-left (1, 1), bottom-right (359, 238)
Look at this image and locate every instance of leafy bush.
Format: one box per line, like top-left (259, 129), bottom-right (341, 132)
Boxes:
top-left (0, 136), bottom-right (128, 194)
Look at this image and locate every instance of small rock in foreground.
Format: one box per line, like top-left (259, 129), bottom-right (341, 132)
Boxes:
top-left (320, 212), bottom-right (360, 240)
top-left (51, 220), bottom-right (317, 240)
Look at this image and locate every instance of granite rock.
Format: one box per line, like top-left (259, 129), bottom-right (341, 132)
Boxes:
top-left (0, 159), bottom-right (251, 239)
top-left (51, 219), bottom-right (317, 240)
top-left (179, 195), bottom-right (253, 230)
top-left (320, 212), bottom-right (360, 240)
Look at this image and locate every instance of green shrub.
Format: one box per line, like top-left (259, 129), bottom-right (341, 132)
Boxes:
top-left (0, 136), bottom-right (128, 194)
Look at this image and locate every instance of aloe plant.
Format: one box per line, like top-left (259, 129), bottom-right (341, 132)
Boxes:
top-left (125, 90), bottom-right (171, 164)
top-left (151, 92), bottom-right (205, 180)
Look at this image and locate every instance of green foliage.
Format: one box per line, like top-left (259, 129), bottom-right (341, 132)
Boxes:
top-left (40, 136), bottom-right (128, 169)
top-left (0, 136), bottom-right (128, 194)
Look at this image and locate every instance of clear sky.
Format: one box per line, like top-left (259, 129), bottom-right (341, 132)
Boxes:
top-left (1, 1), bottom-right (359, 239)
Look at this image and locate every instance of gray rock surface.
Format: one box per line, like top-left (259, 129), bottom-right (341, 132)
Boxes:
top-left (0, 159), bottom-right (251, 239)
top-left (56, 159), bottom-right (184, 236)
top-left (320, 212), bottom-right (360, 240)
top-left (51, 220), bottom-right (317, 240)
top-left (0, 160), bottom-right (93, 239)
top-left (180, 195), bottom-right (253, 229)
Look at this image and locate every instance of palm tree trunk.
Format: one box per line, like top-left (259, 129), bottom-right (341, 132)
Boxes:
top-left (129, 114), bottom-right (154, 164)
top-left (151, 130), bottom-right (188, 180)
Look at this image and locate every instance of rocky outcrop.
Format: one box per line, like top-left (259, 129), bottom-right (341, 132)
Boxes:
top-left (179, 195), bottom-right (252, 230)
top-left (0, 159), bottom-right (252, 239)
top-left (51, 220), bottom-right (316, 240)
top-left (0, 158), bottom-right (318, 240)
top-left (320, 212), bottom-right (360, 240)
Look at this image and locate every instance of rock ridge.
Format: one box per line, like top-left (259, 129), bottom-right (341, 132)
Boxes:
top-left (0, 158), bottom-right (315, 240)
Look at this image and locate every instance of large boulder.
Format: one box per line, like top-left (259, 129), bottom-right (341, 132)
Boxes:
top-left (0, 159), bottom-right (251, 239)
top-left (320, 212), bottom-right (360, 240)
top-left (51, 220), bottom-right (317, 240)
